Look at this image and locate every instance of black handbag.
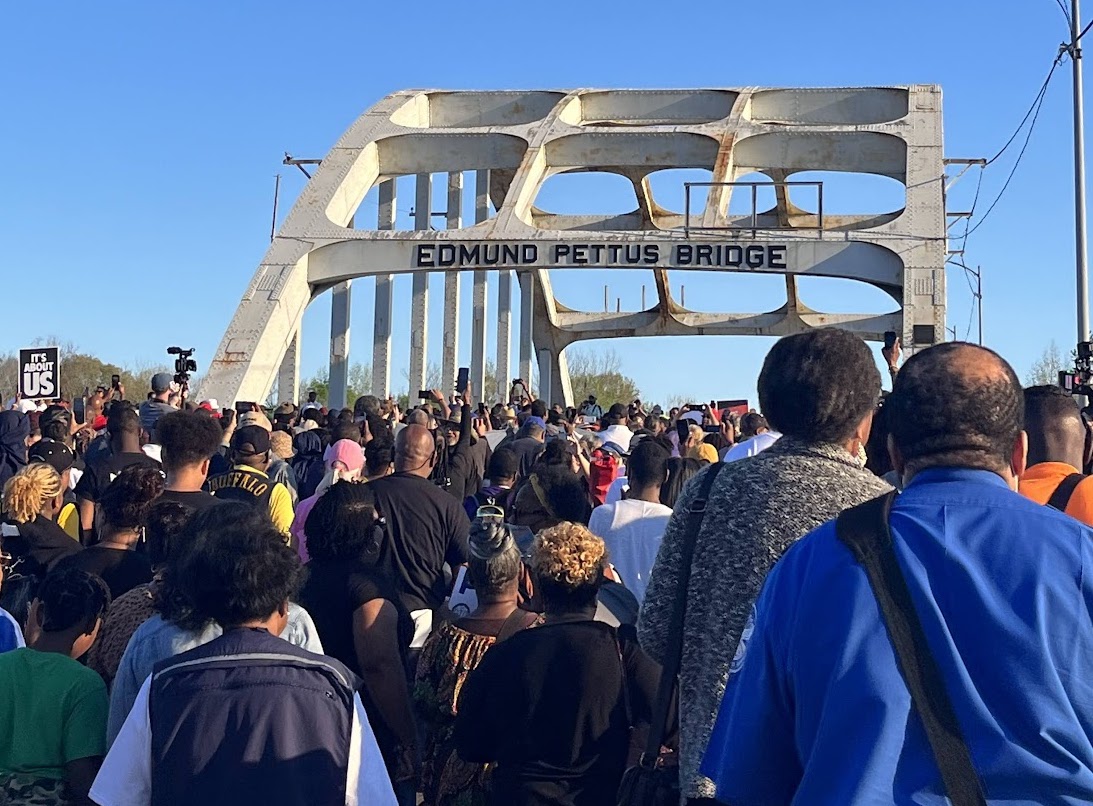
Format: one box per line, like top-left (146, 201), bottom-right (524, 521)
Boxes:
top-left (617, 462), bottom-right (727, 806)
top-left (836, 493), bottom-right (987, 806)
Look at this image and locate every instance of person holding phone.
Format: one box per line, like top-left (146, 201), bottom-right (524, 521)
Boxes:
top-left (882, 331), bottom-right (902, 384)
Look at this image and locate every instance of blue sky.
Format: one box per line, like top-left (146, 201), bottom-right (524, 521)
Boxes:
top-left (0, 0), bottom-right (1084, 406)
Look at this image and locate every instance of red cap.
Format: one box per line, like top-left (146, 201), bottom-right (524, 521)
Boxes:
top-left (91, 415), bottom-right (108, 431)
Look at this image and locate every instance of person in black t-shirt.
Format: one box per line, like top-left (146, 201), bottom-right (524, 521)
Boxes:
top-left (28, 439), bottom-right (80, 541)
top-left (368, 425), bottom-right (470, 648)
top-left (74, 405), bottom-right (160, 544)
top-left (1, 463), bottom-right (81, 580)
top-left (507, 418), bottom-right (547, 480)
top-left (154, 410), bottom-right (223, 513)
top-left (296, 481), bottom-right (417, 795)
top-left (60, 464), bottom-right (162, 600)
top-left (456, 522), bottom-right (670, 806)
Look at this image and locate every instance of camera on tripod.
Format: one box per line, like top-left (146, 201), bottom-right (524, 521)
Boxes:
top-left (167, 347), bottom-right (197, 386)
top-left (1060, 341), bottom-right (1093, 397)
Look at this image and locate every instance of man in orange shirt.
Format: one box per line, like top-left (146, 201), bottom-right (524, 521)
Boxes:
top-left (1018, 385), bottom-right (1093, 524)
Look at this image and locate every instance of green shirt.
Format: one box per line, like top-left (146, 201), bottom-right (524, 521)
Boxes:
top-left (0, 648), bottom-right (107, 779)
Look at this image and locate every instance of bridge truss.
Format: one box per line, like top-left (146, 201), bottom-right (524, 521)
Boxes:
top-left (198, 86), bottom-right (946, 407)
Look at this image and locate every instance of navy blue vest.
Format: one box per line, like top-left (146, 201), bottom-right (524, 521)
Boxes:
top-left (149, 627), bottom-right (359, 806)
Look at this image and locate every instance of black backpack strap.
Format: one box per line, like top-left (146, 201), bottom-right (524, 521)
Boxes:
top-left (835, 493), bottom-right (987, 806)
top-left (642, 462), bottom-right (727, 765)
top-left (1047, 473), bottom-right (1086, 513)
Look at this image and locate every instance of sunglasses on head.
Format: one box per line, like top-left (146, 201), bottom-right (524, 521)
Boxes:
top-left (475, 504), bottom-right (506, 524)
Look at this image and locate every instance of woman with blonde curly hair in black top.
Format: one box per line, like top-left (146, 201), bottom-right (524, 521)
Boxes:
top-left (455, 522), bottom-right (672, 806)
top-left (2, 462), bottom-right (81, 580)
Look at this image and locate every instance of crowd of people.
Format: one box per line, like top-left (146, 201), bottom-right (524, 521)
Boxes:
top-left (1, 331), bottom-right (1093, 804)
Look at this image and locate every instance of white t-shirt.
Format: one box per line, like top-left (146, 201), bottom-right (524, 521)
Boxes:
top-left (604, 476), bottom-right (629, 505)
top-left (589, 499), bottom-right (673, 605)
top-left (91, 678), bottom-right (396, 806)
top-left (724, 431), bottom-right (781, 463)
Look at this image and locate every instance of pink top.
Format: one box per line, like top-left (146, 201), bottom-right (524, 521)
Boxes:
top-left (295, 439), bottom-right (365, 563)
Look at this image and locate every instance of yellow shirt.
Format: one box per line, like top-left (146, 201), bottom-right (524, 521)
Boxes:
top-left (208, 465), bottom-right (295, 538)
top-left (58, 502), bottom-right (80, 541)
top-left (1018, 462), bottom-right (1093, 526)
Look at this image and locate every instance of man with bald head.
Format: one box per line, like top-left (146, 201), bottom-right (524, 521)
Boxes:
top-left (704, 343), bottom-right (1093, 804)
top-left (368, 424), bottom-right (470, 650)
top-left (1019, 385), bottom-right (1093, 524)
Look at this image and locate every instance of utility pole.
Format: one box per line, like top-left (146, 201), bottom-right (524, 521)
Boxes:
top-left (270, 174), bottom-right (281, 242)
top-left (976, 265), bottom-right (983, 346)
top-left (1073, 0), bottom-right (1090, 345)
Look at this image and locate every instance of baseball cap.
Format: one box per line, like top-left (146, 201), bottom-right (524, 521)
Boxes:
top-left (231, 425), bottom-right (271, 456)
top-left (151, 373), bottom-right (174, 393)
top-left (197, 401), bottom-right (222, 419)
top-left (238, 411), bottom-right (273, 431)
top-left (28, 438), bottom-right (74, 473)
top-left (526, 415), bottom-right (547, 430)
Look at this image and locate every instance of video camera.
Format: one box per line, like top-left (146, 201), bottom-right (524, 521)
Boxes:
top-left (167, 347), bottom-right (197, 386)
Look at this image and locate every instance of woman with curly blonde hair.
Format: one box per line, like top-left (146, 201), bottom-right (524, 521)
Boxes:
top-left (1, 462), bottom-right (81, 580)
top-left (454, 522), bottom-right (672, 806)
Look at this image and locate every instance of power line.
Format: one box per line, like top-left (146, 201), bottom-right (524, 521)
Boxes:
top-left (964, 55), bottom-right (1062, 239)
top-left (1078, 17), bottom-right (1093, 42)
top-left (1055, 0), bottom-right (1073, 26)
top-left (957, 165), bottom-right (984, 255)
top-left (986, 58), bottom-right (1061, 165)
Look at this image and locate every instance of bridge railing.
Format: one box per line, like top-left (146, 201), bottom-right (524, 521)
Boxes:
top-left (683, 180), bottom-right (825, 238)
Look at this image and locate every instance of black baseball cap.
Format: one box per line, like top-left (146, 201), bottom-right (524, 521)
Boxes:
top-left (28, 439), bottom-right (75, 473)
top-left (231, 425), bottom-right (271, 456)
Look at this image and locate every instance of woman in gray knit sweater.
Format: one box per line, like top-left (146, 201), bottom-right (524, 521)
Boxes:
top-left (638, 328), bottom-right (892, 801)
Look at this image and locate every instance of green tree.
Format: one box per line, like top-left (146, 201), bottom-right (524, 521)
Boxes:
top-left (1025, 341), bottom-right (1067, 387)
top-left (565, 348), bottom-right (640, 408)
top-left (301, 362), bottom-right (373, 408)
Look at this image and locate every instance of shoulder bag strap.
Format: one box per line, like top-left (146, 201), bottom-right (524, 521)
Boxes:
top-left (835, 493), bottom-right (987, 806)
top-left (641, 462), bottom-right (727, 765)
top-left (1047, 473), bottom-right (1086, 512)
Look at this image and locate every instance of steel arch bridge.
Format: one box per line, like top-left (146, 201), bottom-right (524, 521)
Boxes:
top-left (197, 86), bottom-right (947, 408)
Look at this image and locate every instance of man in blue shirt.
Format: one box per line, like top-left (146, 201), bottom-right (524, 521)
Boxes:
top-left (702, 342), bottom-right (1093, 804)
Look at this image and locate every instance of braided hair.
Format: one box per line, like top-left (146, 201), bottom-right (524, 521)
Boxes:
top-left (98, 463), bottom-right (164, 531)
top-left (466, 518), bottom-right (522, 597)
top-left (3, 463), bottom-right (62, 523)
top-left (35, 568), bottom-right (110, 634)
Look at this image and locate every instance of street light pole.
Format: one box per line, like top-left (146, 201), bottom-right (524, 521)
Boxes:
top-left (1073, 0), bottom-right (1090, 344)
top-left (976, 265), bottom-right (983, 345)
